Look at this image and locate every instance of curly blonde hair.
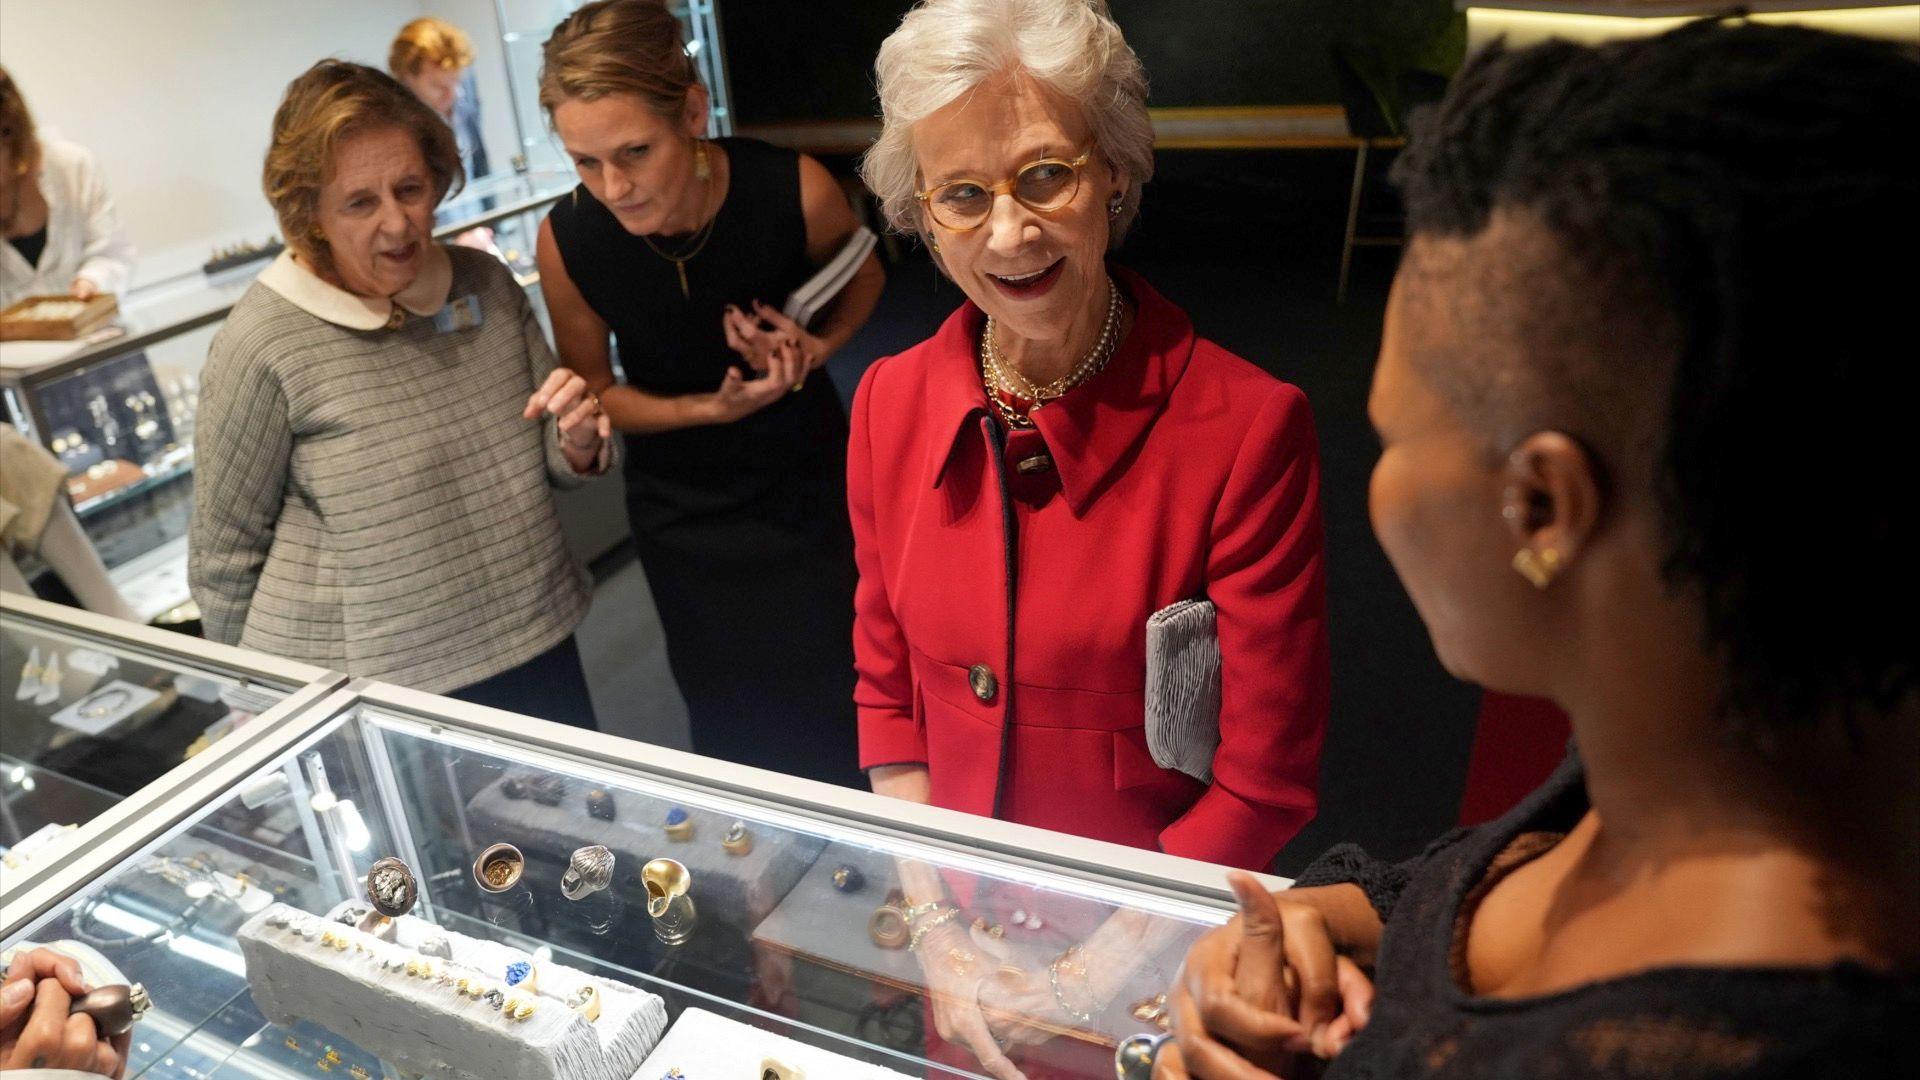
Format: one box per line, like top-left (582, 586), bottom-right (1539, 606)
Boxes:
top-left (389, 17), bottom-right (475, 77)
top-left (262, 60), bottom-right (463, 274)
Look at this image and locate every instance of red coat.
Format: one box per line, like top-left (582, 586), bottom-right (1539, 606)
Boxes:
top-left (849, 268), bottom-right (1329, 870)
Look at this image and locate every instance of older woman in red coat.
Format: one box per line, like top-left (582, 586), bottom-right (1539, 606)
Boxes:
top-left (851, 2), bottom-right (1329, 1075)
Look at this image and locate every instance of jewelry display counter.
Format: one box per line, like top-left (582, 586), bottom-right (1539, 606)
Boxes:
top-left (2, 603), bottom-right (1277, 1078)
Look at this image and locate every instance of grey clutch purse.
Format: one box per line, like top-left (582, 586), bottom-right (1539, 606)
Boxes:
top-left (1145, 598), bottom-right (1220, 784)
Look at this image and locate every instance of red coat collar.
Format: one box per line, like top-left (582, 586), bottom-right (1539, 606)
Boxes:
top-left (927, 266), bottom-right (1198, 514)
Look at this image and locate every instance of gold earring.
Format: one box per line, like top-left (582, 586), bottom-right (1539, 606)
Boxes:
top-left (927, 238), bottom-right (941, 255)
top-left (1512, 548), bottom-right (1561, 590)
top-left (694, 140), bottom-right (711, 181)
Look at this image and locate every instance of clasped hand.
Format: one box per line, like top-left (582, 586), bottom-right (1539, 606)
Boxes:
top-left (1155, 874), bottom-right (1375, 1079)
top-left (1, 948), bottom-right (129, 1078)
top-left (704, 301), bottom-right (826, 424)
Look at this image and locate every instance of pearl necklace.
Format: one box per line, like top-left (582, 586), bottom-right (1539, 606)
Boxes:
top-left (979, 278), bottom-right (1123, 429)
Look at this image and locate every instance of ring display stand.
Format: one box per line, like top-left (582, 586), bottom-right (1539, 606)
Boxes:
top-left (238, 902), bottom-right (667, 1080)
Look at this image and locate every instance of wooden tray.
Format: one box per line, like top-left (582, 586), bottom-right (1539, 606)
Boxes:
top-left (0, 294), bottom-right (119, 341)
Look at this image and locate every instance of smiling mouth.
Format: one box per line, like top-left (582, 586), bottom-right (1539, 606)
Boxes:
top-left (380, 242), bottom-right (420, 262)
top-left (988, 258), bottom-right (1065, 296)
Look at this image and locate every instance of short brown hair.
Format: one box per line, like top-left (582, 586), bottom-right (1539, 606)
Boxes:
top-left (0, 64), bottom-right (41, 179)
top-left (263, 60), bottom-right (463, 274)
top-left (389, 17), bottom-right (475, 78)
top-left (538, 0), bottom-right (698, 120)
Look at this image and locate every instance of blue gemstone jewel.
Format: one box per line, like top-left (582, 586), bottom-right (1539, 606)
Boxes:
top-left (505, 961), bottom-right (532, 986)
top-left (664, 807), bottom-right (689, 826)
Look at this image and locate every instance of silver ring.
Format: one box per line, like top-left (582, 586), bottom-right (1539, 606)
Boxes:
top-left (561, 844), bottom-right (614, 901)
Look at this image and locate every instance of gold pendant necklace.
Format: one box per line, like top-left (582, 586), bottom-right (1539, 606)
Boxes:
top-left (640, 177), bottom-right (719, 300)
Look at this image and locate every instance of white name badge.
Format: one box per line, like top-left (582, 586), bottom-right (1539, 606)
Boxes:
top-left (434, 294), bottom-right (484, 333)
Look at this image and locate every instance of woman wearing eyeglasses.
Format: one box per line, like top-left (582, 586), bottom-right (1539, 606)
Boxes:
top-left (850, 2), bottom-right (1330, 1074)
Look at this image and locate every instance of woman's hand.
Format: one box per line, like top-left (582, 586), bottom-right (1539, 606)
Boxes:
top-left (68, 277), bottom-right (99, 301)
top-left (869, 763), bottom-right (932, 804)
top-left (1, 949), bottom-right (130, 1078)
top-left (912, 919), bottom-right (1029, 1080)
top-left (1157, 874), bottom-right (1374, 1078)
top-left (704, 339), bottom-right (807, 425)
top-left (524, 368), bottom-right (608, 469)
top-left (721, 304), bottom-right (787, 373)
top-left (746, 301), bottom-right (831, 372)
top-left (973, 953), bottom-right (1079, 1050)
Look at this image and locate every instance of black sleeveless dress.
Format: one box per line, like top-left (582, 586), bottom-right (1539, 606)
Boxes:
top-left (546, 137), bottom-right (861, 788)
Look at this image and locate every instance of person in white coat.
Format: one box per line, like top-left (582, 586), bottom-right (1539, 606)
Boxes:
top-left (1, 66), bottom-right (135, 309)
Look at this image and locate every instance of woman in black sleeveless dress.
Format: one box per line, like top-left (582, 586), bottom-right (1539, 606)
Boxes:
top-left (534, 1), bottom-right (883, 786)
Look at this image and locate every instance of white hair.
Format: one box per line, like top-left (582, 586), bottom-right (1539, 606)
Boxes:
top-left (860, 0), bottom-right (1153, 248)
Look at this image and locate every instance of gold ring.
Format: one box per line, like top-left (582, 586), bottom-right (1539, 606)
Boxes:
top-left (722, 820), bottom-right (753, 856)
top-left (868, 905), bottom-right (909, 949)
top-left (570, 984), bottom-right (603, 1023)
top-left (790, 382), bottom-right (805, 393)
top-left (473, 843), bottom-right (525, 893)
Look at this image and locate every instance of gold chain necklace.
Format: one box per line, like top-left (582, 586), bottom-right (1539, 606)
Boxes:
top-left (640, 175), bottom-right (719, 299)
top-left (978, 278), bottom-right (1123, 428)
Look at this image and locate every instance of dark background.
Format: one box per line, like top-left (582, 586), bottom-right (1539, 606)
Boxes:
top-left (719, 0), bottom-right (1489, 874)
top-left (719, 1), bottom-right (1455, 119)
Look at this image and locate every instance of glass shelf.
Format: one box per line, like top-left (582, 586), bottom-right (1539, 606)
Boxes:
top-left (3, 657), bottom-right (1251, 1079)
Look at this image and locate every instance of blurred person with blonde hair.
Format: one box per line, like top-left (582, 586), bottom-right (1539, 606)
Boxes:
top-left (389, 17), bottom-right (490, 184)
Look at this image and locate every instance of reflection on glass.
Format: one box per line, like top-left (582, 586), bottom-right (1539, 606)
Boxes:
top-left (3, 704), bottom-right (1223, 1077)
top-left (0, 617), bottom-right (290, 852)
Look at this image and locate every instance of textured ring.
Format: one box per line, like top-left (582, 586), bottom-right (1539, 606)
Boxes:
top-left (867, 905), bottom-right (909, 949)
top-left (366, 857), bottom-right (418, 918)
top-left (561, 844), bottom-right (615, 901)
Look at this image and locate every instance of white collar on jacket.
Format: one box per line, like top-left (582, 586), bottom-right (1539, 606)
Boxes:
top-left (256, 244), bottom-right (452, 331)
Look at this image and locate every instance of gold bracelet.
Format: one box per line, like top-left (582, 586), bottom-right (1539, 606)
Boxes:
top-left (906, 908), bottom-right (960, 952)
top-left (902, 900), bottom-right (946, 924)
top-left (1049, 945), bottom-right (1098, 1023)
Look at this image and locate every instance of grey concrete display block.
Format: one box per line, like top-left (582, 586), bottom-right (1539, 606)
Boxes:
top-left (463, 776), bottom-right (826, 932)
top-left (237, 902), bottom-right (667, 1080)
top-left (749, 840), bottom-right (921, 987)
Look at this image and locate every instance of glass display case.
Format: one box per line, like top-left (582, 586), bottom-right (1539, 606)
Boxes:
top-left (0, 592), bottom-right (337, 878)
top-left (0, 177), bottom-right (579, 624)
top-left (2, 614), bottom-right (1269, 1078)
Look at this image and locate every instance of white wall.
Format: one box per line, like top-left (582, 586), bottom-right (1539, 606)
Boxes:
top-left (0, 0), bottom-right (549, 285)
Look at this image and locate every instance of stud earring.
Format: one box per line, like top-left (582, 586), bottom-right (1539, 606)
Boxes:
top-left (1512, 548), bottom-right (1562, 590)
top-left (1108, 195), bottom-right (1123, 218)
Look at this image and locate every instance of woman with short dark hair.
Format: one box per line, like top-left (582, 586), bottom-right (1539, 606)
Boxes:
top-left (1158, 23), bottom-right (1919, 1079)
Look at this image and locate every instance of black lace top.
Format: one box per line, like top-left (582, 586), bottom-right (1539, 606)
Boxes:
top-left (1294, 755), bottom-right (1920, 1078)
